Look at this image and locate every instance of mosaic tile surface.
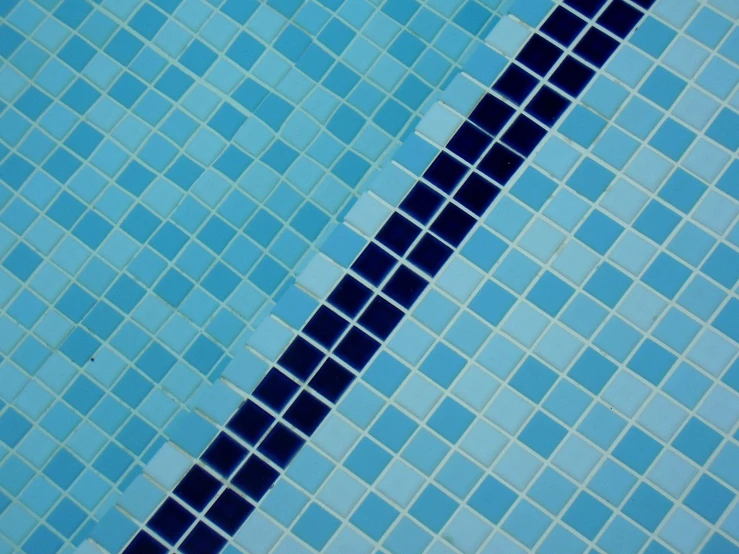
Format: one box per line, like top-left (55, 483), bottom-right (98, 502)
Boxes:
top-left (0, 0), bottom-right (506, 551)
top-left (3, 0), bottom-right (739, 552)
top-left (69, 0), bottom-right (739, 552)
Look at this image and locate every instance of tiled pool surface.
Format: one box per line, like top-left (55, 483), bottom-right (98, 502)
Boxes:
top-left (0, 0), bottom-right (502, 551)
top-left (2, 0), bottom-right (739, 552)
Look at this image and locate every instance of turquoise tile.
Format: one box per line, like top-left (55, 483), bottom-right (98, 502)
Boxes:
top-left (344, 436), bottom-right (391, 484)
top-left (4, 4), bottom-right (739, 554)
top-left (519, 411), bottom-right (567, 458)
top-left (642, 253), bottom-right (692, 299)
top-left (584, 76), bottom-right (628, 119)
top-left (409, 485), bottom-right (458, 533)
top-left (464, 45), bottom-right (506, 86)
top-left (436, 452), bottom-right (483, 499)
top-left (630, 16), bottom-right (677, 58)
top-left (650, 118), bottom-right (697, 161)
top-left (362, 352), bottom-right (410, 397)
top-left (468, 475), bottom-right (517, 524)
top-left (383, 517), bottom-right (432, 554)
top-left (593, 127), bottom-right (639, 169)
top-left (607, 45), bottom-right (652, 87)
top-left (560, 294), bottom-right (608, 339)
top-left (413, 290), bottom-right (459, 334)
top-left (507, 0), bottom-right (552, 26)
top-left (706, 108), bottom-right (739, 151)
top-left (284, 446), bottom-right (332, 495)
top-left (686, 6), bottom-right (732, 48)
top-left (369, 405), bottom-right (417, 452)
top-left (639, 66), bottom-right (687, 109)
top-left (509, 356), bottom-right (557, 403)
top-left (633, 200), bottom-right (681, 244)
top-left (539, 525), bottom-right (585, 554)
top-left (350, 493), bottom-right (399, 540)
top-left (428, 397), bottom-right (474, 443)
top-left (293, 504), bottom-right (341, 550)
top-left (445, 312), bottom-right (492, 357)
top-left (559, 105), bottom-right (607, 148)
top-left (88, 509), bottom-right (137, 554)
top-left (576, 210), bottom-right (624, 254)
top-left (503, 500), bottom-right (551, 548)
top-left (563, 492), bottom-right (613, 541)
top-left (721, 27), bottom-right (739, 64)
top-left (697, 57), bottom-right (739, 99)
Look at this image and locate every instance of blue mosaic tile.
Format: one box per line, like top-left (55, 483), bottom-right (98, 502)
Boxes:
top-left (1, 0), bottom-right (739, 553)
top-left (1, 0), bottom-right (512, 549)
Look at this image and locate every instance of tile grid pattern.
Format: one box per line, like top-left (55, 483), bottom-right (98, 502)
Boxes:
top-left (73, 0), bottom-right (739, 553)
top-left (0, 0), bottom-right (504, 552)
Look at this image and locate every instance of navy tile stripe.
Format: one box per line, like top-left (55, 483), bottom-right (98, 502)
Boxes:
top-left (125, 1), bottom-right (653, 551)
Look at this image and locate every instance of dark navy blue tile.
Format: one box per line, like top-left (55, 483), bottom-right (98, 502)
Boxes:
top-left (206, 490), bottom-right (253, 535)
top-left (502, 114), bottom-right (547, 156)
top-left (253, 368), bottom-right (300, 412)
top-left (550, 56), bottom-right (594, 97)
top-left (335, 327), bottom-right (381, 369)
top-left (478, 143), bottom-right (524, 185)
top-left (564, 0), bottom-right (607, 18)
top-left (469, 94), bottom-right (516, 137)
top-left (148, 498), bottom-right (195, 545)
top-left (525, 85), bottom-right (570, 126)
top-left (180, 522), bottom-right (226, 554)
top-left (328, 275), bottom-right (373, 318)
top-left (358, 296), bottom-right (405, 339)
top-left (430, 203), bottom-right (477, 247)
top-left (400, 183), bottom-right (445, 224)
top-left (174, 465), bottom-right (220, 511)
top-left (227, 400), bottom-right (274, 445)
top-left (352, 243), bottom-right (397, 286)
top-left (597, 0), bottom-right (642, 38)
top-left (383, 266), bottom-right (428, 309)
top-left (309, 358), bottom-right (355, 403)
top-left (493, 64), bottom-right (538, 105)
top-left (574, 28), bottom-right (619, 67)
top-left (517, 34), bottom-right (563, 77)
top-left (201, 433), bottom-right (247, 477)
top-left (408, 234), bottom-right (454, 277)
top-left (124, 532), bottom-right (167, 554)
top-left (542, 6), bottom-right (587, 46)
top-left (454, 173), bottom-right (501, 216)
top-left (304, 306), bottom-right (350, 349)
top-left (447, 121), bottom-right (493, 164)
top-left (278, 336), bottom-right (325, 380)
top-left (377, 213), bottom-right (422, 256)
top-left (284, 391), bottom-right (331, 435)
top-left (232, 455), bottom-right (279, 501)
top-left (258, 423), bottom-right (304, 467)
top-left (423, 151), bottom-right (468, 193)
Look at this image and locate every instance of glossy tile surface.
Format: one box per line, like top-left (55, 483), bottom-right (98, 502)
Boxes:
top-left (3, 0), bottom-right (739, 553)
top-left (0, 0), bottom-right (502, 551)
